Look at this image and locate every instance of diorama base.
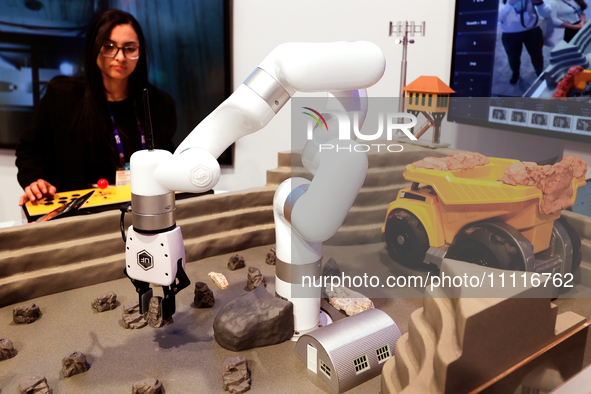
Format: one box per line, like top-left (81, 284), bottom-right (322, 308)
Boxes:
top-left (0, 243), bottom-right (423, 394)
top-left (2, 241), bottom-right (591, 394)
top-left (2, 146), bottom-right (590, 393)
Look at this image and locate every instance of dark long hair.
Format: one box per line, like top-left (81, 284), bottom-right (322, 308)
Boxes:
top-left (80, 9), bottom-right (149, 162)
top-left (575, 0), bottom-right (588, 11)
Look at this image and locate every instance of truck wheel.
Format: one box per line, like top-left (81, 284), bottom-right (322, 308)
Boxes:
top-left (448, 222), bottom-right (531, 271)
top-left (557, 216), bottom-right (582, 273)
top-left (385, 209), bottom-right (429, 268)
top-left (449, 241), bottom-right (500, 268)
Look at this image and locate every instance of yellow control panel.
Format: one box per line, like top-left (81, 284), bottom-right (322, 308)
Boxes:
top-left (24, 185), bottom-right (132, 220)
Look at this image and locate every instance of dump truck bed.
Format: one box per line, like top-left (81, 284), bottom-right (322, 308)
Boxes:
top-left (405, 157), bottom-right (585, 206)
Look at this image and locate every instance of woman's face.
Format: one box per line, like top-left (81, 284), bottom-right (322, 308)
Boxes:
top-left (96, 24), bottom-right (140, 85)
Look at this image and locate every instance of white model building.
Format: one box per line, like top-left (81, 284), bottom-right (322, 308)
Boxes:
top-left (295, 308), bottom-right (402, 393)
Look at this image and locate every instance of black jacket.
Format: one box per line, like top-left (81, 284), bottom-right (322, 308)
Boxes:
top-left (15, 76), bottom-right (177, 191)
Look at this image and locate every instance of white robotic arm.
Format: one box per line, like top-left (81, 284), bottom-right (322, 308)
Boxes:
top-left (134, 41), bottom-right (384, 195)
top-left (124, 41), bottom-right (385, 321)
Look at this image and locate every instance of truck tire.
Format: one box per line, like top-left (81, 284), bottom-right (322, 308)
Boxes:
top-left (449, 240), bottom-right (500, 268)
top-left (557, 216), bottom-right (582, 273)
top-left (448, 222), bottom-right (530, 271)
top-left (385, 209), bottom-right (429, 268)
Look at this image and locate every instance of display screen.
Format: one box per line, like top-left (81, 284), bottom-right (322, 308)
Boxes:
top-left (448, 0), bottom-right (591, 143)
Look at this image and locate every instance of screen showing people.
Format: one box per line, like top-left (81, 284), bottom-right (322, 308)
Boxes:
top-left (450, 0), bottom-right (591, 139)
top-left (493, 0), bottom-right (589, 97)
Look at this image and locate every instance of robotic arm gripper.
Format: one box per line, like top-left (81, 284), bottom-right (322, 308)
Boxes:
top-left (123, 41), bottom-right (385, 321)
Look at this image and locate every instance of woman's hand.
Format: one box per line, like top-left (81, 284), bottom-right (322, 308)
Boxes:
top-left (19, 179), bottom-right (57, 206)
top-left (564, 13), bottom-right (586, 29)
top-left (578, 13), bottom-right (587, 29)
top-left (573, 21), bottom-right (585, 29)
top-left (565, 21), bottom-right (584, 29)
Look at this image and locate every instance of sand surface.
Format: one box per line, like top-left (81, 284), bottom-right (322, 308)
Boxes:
top-left (1, 242), bottom-right (589, 393)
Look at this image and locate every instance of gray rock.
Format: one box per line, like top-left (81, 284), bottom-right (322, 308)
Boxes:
top-left (122, 301), bottom-right (148, 329)
top-left (222, 356), bottom-right (251, 393)
top-left (62, 351), bottom-right (88, 378)
top-left (322, 257), bottom-right (341, 278)
top-left (13, 303), bottom-right (41, 324)
top-left (227, 254), bottom-right (246, 270)
top-left (148, 297), bottom-right (173, 328)
top-left (213, 286), bottom-right (294, 351)
top-left (17, 375), bottom-right (50, 394)
top-left (132, 377), bottom-right (165, 394)
top-left (91, 291), bottom-right (117, 312)
top-left (194, 282), bottom-right (215, 308)
top-left (265, 245), bottom-right (276, 265)
top-left (246, 267), bottom-right (266, 291)
top-left (0, 338), bottom-right (17, 360)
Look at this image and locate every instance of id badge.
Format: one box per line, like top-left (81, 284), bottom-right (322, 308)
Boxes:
top-left (116, 169), bottom-right (131, 186)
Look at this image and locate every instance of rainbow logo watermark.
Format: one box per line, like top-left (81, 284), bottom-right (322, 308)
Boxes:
top-left (302, 107), bottom-right (329, 131)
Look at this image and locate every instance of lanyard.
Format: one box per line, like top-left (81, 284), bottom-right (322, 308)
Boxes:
top-left (561, 0), bottom-right (582, 15)
top-left (107, 104), bottom-right (146, 167)
top-left (516, 0), bottom-right (538, 28)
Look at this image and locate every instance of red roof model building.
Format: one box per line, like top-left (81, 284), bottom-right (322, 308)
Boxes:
top-left (403, 76), bottom-right (455, 94)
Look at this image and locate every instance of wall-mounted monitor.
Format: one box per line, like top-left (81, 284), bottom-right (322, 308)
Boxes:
top-left (448, 0), bottom-right (591, 144)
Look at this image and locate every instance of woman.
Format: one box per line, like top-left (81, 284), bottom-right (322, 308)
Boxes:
top-left (534, 0), bottom-right (588, 42)
top-left (499, 0), bottom-right (545, 84)
top-left (16, 9), bottom-right (176, 206)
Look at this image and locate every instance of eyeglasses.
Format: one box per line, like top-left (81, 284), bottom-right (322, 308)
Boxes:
top-left (100, 43), bottom-right (141, 60)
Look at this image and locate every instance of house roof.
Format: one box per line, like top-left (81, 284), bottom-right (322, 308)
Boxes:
top-left (403, 76), bottom-right (455, 94)
top-left (301, 309), bottom-right (400, 351)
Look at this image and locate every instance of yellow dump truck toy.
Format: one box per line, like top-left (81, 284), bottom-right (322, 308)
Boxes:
top-left (382, 157), bottom-right (585, 275)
